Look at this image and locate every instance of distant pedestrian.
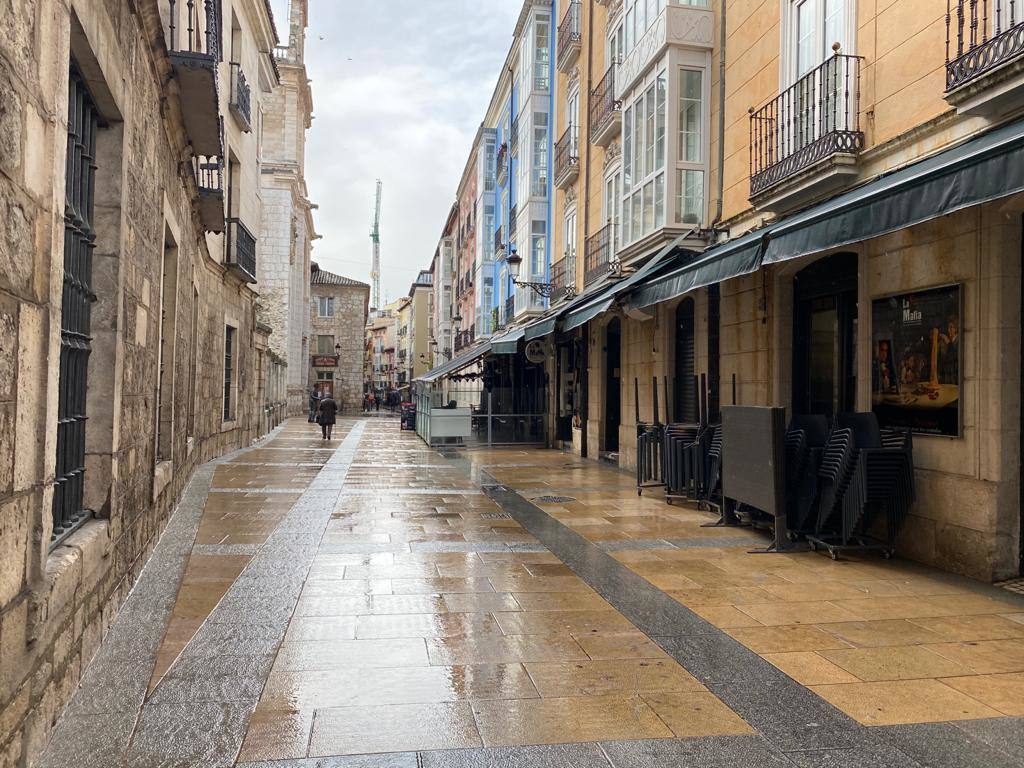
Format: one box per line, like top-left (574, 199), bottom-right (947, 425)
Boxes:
top-left (375, 396), bottom-right (381, 412)
top-left (317, 395), bottom-right (338, 440)
top-left (308, 388), bottom-right (320, 423)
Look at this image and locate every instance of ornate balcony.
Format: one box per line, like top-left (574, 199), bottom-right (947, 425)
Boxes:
top-left (496, 141), bottom-right (509, 186)
top-left (510, 116), bottom-right (520, 156)
top-left (229, 62), bottom-right (251, 131)
top-left (557, 1), bottom-right (582, 73)
top-left (590, 62), bottom-right (621, 146)
top-left (494, 225), bottom-right (504, 257)
top-left (554, 126), bottom-right (580, 189)
top-left (225, 217), bottom-right (257, 283)
top-left (168, 0), bottom-right (222, 156)
top-left (550, 256), bottom-right (576, 300)
top-left (584, 224), bottom-right (612, 286)
top-left (748, 51), bottom-right (863, 213)
top-left (505, 295), bottom-right (515, 324)
top-left (193, 153), bottom-right (225, 233)
top-left (945, 1), bottom-right (1024, 115)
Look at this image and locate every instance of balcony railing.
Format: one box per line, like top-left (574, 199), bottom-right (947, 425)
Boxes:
top-left (193, 154), bottom-right (225, 232)
top-left (226, 217), bottom-right (257, 283)
top-left (748, 51), bottom-right (863, 198)
top-left (508, 205), bottom-right (517, 239)
top-left (550, 256), bottom-right (576, 298)
top-left (510, 116), bottom-right (520, 156)
top-left (584, 223), bottom-right (613, 286)
top-left (557, 1), bottom-right (582, 72)
top-left (167, 0), bottom-right (222, 156)
top-left (590, 62), bottom-right (621, 146)
top-left (229, 62), bottom-right (251, 131)
top-left (496, 141), bottom-right (509, 186)
top-left (946, 0), bottom-right (1024, 91)
top-left (554, 126), bottom-right (580, 189)
top-left (505, 294), bottom-right (515, 323)
top-left (494, 225), bottom-right (504, 255)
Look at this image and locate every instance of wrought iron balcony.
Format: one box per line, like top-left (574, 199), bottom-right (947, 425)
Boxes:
top-left (229, 62), bottom-right (251, 131)
top-left (225, 217), bottom-right (257, 283)
top-left (193, 153), bottom-right (225, 233)
top-left (557, 1), bottom-right (582, 73)
top-left (749, 51), bottom-right (863, 204)
top-left (168, 0), bottom-right (222, 156)
top-left (505, 294), bottom-right (515, 323)
top-left (946, 0), bottom-right (1024, 109)
top-left (496, 141), bottom-right (509, 186)
top-left (590, 62), bottom-right (621, 146)
top-left (510, 116), bottom-right (520, 156)
top-left (508, 205), bottom-right (517, 239)
top-left (550, 257), bottom-right (576, 299)
top-left (584, 223), bottom-right (612, 286)
top-left (494, 225), bottom-right (504, 256)
top-left (554, 126), bottom-right (580, 189)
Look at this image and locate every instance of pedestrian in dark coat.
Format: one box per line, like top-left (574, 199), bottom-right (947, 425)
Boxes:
top-left (317, 395), bottom-right (338, 440)
top-left (308, 388), bottom-right (320, 422)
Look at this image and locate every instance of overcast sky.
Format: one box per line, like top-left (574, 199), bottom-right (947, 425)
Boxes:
top-left (268, 0), bottom-right (520, 304)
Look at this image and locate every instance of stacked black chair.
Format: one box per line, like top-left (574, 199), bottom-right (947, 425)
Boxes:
top-left (809, 413), bottom-right (915, 559)
top-left (663, 423), bottom-right (702, 503)
top-left (784, 415), bottom-right (830, 534)
top-left (636, 423), bottom-right (666, 496)
top-left (697, 425), bottom-right (724, 511)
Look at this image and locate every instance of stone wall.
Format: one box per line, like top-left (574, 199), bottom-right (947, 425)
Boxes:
top-left (0, 0), bottom-right (270, 764)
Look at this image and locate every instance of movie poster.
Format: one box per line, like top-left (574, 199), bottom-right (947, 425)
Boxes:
top-left (871, 285), bottom-right (962, 436)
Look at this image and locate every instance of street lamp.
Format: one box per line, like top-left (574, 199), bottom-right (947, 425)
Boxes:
top-left (506, 246), bottom-right (575, 300)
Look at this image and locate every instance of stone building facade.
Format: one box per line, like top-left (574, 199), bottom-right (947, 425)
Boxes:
top-left (258, 0), bottom-right (317, 416)
top-left (308, 265), bottom-right (369, 413)
top-left (0, 0), bottom-right (280, 763)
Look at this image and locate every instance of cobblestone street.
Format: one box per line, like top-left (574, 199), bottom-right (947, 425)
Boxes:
top-left (35, 419), bottom-right (1024, 767)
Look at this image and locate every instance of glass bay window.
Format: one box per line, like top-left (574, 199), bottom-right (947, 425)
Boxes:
top-left (621, 70), bottom-right (667, 246)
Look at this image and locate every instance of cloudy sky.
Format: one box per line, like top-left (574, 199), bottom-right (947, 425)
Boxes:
top-left (268, 0), bottom-right (520, 304)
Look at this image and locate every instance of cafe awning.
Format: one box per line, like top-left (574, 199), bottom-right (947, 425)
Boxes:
top-left (417, 342), bottom-right (492, 383)
top-left (627, 228), bottom-right (769, 311)
top-left (490, 327), bottom-right (526, 354)
top-left (763, 117), bottom-right (1024, 265)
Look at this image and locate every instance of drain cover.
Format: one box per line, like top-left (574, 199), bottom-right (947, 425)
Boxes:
top-left (480, 512), bottom-right (512, 520)
top-left (533, 495), bottom-right (577, 504)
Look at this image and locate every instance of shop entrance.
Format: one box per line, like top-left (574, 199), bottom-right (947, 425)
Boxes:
top-left (675, 299), bottom-right (697, 423)
top-left (792, 252), bottom-right (858, 418)
top-left (604, 318), bottom-right (621, 453)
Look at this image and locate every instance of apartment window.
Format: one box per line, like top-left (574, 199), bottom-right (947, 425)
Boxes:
top-left (532, 112), bottom-right (549, 198)
top-left (484, 132), bottom-right (496, 193)
top-left (621, 71), bottom-right (667, 245)
top-left (223, 325), bottom-right (236, 421)
top-left (531, 220), bottom-right (547, 278)
top-left (609, 23), bottom-right (625, 64)
top-left (789, 0), bottom-right (848, 79)
top-left (605, 170), bottom-right (623, 252)
top-left (676, 67), bottom-right (706, 226)
top-left (484, 203), bottom-right (495, 261)
top-left (564, 209), bottom-right (578, 281)
top-left (535, 14), bottom-right (551, 91)
top-left (567, 88), bottom-right (580, 140)
top-left (317, 296), bottom-right (335, 317)
top-left (317, 335), bottom-right (335, 354)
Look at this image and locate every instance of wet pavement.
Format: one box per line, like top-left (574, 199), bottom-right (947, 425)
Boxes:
top-left (38, 419), bottom-right (1024, 767)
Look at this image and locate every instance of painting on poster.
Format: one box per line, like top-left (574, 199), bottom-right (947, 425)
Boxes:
top-left (871, 284), bottom-right (962, 437)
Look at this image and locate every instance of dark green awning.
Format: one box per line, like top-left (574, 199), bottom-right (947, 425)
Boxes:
top-left (490, 327), bottom-right (525, 354)
top-left (627, 228), bottom-right (768, 311)
top-left (417, 342), bottom-right (491, 383)
top-left (523, 315), bottom-right (558, 340)
top-left (764, 117), bottom-right (1024, 265)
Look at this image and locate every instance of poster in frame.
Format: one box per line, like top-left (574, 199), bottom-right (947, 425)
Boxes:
top-left (871, 284), bottom-right (962, 437)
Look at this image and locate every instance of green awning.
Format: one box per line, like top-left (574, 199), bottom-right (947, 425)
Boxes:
top-left (490, 327), bottom-right (525, 354)
top-left (417, 342), bottom-right (491, 383)
top-left (561, 233), bottom-right (698, 330)
top-left (764, 117), bottom-right (1024, 265)
top-left (523, 315), bottom-right (558, 340)
top-left (627, 229), bottom-right (768, 311)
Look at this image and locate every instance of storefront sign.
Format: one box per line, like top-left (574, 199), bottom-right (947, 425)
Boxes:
top-left (312, 355), bottom-right (339, 368)
top-left (871, 285), bottom-right (962, 436)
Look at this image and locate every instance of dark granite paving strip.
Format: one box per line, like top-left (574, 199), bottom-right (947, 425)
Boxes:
top-left (38, 425), bottom-right (296, 768)
top-left (475, 477), bottom-right (875, 755)
top-left (125, 423), bottom-right (368, 767)
top-left (953, 718), bottom-right (1024, 763)
top-left (875, 722), bottom-right (1024, 768)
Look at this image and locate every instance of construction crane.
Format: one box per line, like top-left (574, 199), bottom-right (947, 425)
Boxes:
top-left (369, 179), bottom-right (382, 310)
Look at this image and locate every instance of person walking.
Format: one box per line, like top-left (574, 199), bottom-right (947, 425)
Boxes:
top-left (317, 394), bottom-right (338, 440)
top-left (308, 387), bottom-right (320, 423)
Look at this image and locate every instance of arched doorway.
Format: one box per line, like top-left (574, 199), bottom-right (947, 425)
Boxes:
top-left (604, 318), bottom-right (621, 453)
top-left (792, 252), bottom-right (858, 418)
top-left (675, 298), bottom-right (697, 423)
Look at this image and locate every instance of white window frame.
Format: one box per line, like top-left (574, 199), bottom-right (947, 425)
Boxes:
top-left (675, 66), bottom-right (705, 227)
top-left (779, 0), bottom-right (855, 86)
top-left (317, 296), bottom-right (335, 317)
top-left (563, 206), bottom-right (578, 287)
top-left (621, 69), bottom-right (667, 246)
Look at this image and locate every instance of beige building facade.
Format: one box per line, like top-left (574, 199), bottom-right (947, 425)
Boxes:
top-left (0, 0), bottom-right (282, 763)
top-left (539, 0), bottom-right (1022, 582)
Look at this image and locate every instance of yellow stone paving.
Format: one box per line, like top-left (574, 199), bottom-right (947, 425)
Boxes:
top-left (235, 422), bottom-right (753, 760)
top-left (470, 446), bottom-right (1024, 727)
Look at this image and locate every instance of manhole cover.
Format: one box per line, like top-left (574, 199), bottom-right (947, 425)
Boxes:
top-left (533, 495), bottom-right (577, 504)
top-left (996, 578), bottom-right (1024, 595)
top-left (480, 512), bottom-right (512, 520)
